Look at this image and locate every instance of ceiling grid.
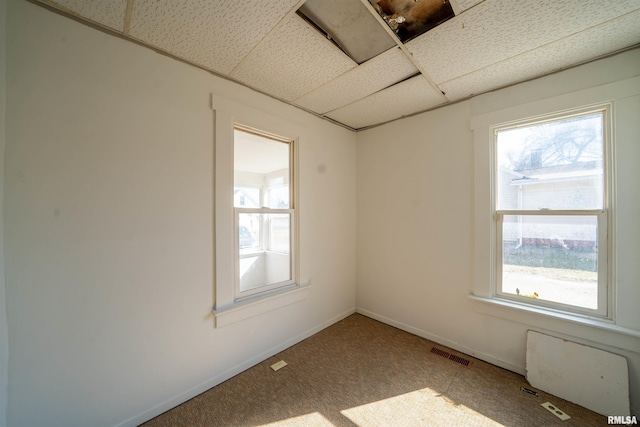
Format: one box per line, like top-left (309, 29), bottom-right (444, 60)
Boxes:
top-left (228, 0), bottom-right (306, 76)
top-left (44, 0), bottom-right (128, 31)
top-left (293, 46), bottom-right (419, 114)
top-left (230, 13), bottom-right (358, 102)
top-left (32, 0), bottom-right (640, 130)
top-left (122, 0), bottom-right (134, 35)
top-left (438, 9), bottom-right (640, 101)
top-left (325, 75), bottom-right (447, 129)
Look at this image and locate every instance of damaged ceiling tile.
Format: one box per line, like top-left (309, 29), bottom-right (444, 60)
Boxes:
top-left (369, 0), bottom-right (455, 42)
top-left (297, 0), bottom-right (397, 64)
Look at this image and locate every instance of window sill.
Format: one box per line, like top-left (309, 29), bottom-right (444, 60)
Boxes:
top-left (468, 294), bottom-right (640, 339)
top-left (213, 284), bottom-right (310, 328)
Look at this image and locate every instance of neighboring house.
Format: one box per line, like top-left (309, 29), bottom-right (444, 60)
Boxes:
top-left (500, 161), bottom-right (602, 249)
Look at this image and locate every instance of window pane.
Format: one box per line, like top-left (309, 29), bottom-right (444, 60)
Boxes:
top-left (234, 187), bottom-right (260, 208)
top-left (497, 113), bottom-right (603, 210)
top-left (501, 214), bottom-right (597, 309)
top-left (234, 128), bottom-right (290, 209)
top-left (238, 212), bottom-right (291, 293)
top-left (269, 215), bottom-right (290, 253)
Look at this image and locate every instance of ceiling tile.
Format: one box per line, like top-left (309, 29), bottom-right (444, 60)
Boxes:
top-left (299, 0), bottom-right (396, 64)
top-left (293, 47), bottom-right (418, 114)
top-left (440, 10), bottom-right (640, 101)
top-left (231, 14), bottom-right (357, 102)
top-left (49, 0), bottom-right (128, 31)
top-left (326, 76), bottom-right (446, 129)
top-left (455, 0), bottom-right (485, 12)
top-left (128, 0), bottom-right (300, 75)
top-left (407, 0), bottom-right (640, 84)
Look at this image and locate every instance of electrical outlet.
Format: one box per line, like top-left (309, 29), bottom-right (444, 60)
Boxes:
top-left (541, 402), bottom-right (571, 420)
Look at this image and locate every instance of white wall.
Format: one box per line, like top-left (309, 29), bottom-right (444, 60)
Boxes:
top-left (0, 0), bottom-right (8, 425)
top-left (357, 49), bottom-right (640, 415)
top-left (4, 1), bottom-right (356, 426)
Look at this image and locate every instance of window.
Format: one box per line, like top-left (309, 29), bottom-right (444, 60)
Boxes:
top-left (493, 106), bottom-right (611, 317)
top-left (234, 125), bottom-right (295, 299)
top-left (212, 94), bottom-right (308, 327)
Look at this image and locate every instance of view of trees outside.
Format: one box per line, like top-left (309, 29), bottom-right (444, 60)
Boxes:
top-left (496, 113), bottom-right (604, 310)
top-left (499, 113), bottom-right (603, 172)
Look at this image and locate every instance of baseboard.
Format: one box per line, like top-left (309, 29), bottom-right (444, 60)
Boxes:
top-left (356, 308), bottom-right (525, 375)
top-left (116, 307), bottom-right (356, 427)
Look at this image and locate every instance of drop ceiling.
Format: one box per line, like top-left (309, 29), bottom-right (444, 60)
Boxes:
top-left (33, 0), bottom-right (640, 131)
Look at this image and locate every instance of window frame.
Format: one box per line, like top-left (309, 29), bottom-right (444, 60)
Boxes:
top-left (212, 94), bottom-right (307, 328)
top-left (487, 104), bottom-right (614, 319)
top-left (233, 125), bottom-right (297, 300)
top-left (490, 103), bottom-right (613, 319)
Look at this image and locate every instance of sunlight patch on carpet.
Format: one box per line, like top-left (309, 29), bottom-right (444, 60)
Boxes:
top-left (341, 388), bottom-right (505, 427)
top-left (256, 411), bottom-right (334, 427)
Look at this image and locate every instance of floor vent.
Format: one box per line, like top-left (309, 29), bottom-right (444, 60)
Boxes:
top-left (430, 346), bottom-right (472, 368)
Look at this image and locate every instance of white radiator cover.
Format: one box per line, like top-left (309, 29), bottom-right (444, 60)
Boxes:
top-left (526, 330), bottom-right (630, 416)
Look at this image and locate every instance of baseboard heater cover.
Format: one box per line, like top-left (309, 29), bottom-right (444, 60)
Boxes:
top-left (526, 330), bottom-right (630, 416)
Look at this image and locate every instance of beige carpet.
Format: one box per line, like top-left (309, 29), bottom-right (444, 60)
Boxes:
top-left (142, 314), bottom-right (605, 426)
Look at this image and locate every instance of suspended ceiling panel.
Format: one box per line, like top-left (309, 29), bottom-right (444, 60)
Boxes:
top-left (128, 0), bottom-right (301, 75)
top-left (455, 0), bottom-right (484, 12)
top-left (293, 47), bottom-right (418, 114)
top-left (326, 76), bottom-right (446, 129)
top-left (31, 0), bottom-right (640, 130)
top-left (231, 14), bottom-right (357, 102)
top-left (298, 0), bottom-right (396, 63)
top-left (46, 0), bottom-right (127, 31)
top-left (406, 0), bottom-right (640, 85)
top-left (440, 10), bottom-right (640, 101)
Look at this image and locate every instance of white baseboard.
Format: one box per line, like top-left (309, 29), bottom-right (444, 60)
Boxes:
top-left (356, 308), bottom-right (525, 375)
top-left (116, 307), bottom-right (356, 427)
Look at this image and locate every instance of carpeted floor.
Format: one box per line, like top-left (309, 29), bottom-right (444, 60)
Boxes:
top-left (142, 313), bottom-right (605, 426)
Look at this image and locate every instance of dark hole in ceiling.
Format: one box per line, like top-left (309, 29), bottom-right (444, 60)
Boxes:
top-left (371, 0), bottom-right (455, 42)
top-left (297, 0), bottom-right (455, 64)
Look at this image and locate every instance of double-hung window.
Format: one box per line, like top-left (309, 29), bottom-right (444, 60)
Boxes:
top-left (493, 105), bottom-right (611, 317)
top-left (233, 125), bottom-right (296, 299)
top-left (212, 95), bottom-right (308, 327)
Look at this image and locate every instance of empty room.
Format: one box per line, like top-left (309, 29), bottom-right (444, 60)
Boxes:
top-left (1, 0), bottom-right (639, 426)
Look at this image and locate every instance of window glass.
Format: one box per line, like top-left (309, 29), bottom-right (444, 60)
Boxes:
top-left (501, 214), bottom-right (598, 309)
top-left (497, 113), bottom-right (604, 210)
top-left (234, 187), bottom-right (260, 208)
top-left (234, 129), bottom-right (289, 209)
top-left (234, 126), bottom-right (294, 297)
top-left (238, 212), bottom-right (291, 293)
top-left (495, 110), bottom-right (606, 314)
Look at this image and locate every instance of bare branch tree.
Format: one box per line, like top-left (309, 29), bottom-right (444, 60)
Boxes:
top-left (507, 115), bottom-right (602, 171)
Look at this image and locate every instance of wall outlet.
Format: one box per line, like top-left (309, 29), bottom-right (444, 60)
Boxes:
top-left (270, 360), bottom-right (287, 371)
top-left (541, 402), bottom-right (571, 420)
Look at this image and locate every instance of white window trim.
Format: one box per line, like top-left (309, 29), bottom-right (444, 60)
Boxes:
top-left (470, 94), bottom-right (619, 326)
top-left (211, 94), bottom-right (309, 328)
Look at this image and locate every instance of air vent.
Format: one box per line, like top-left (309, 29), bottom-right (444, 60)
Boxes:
top-left (430, 346), bottom-right (472, 368)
